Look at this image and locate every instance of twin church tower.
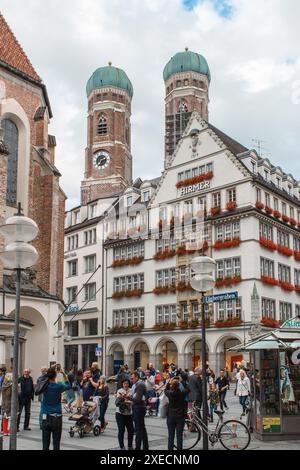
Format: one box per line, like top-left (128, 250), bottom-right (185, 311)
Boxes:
top-left (81, 49), bottom-right (211, 205)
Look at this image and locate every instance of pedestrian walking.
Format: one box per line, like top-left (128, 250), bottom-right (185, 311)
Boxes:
top-left (41, 367), bottom-right (70, 451)
top-left (131, 371), bottom-right (148, 451)
top-left (37, 366), bottom-right (48, 429)
top-left (115, 379), bottom-right (134, 450)
top-left (215, 369), bottom-right (229, 411)
top-left (91, 362), bottom-right (102, 382)
top-left (92, 377), bottom-right (110, 433)
top-left (65, 368), bottom-right (76, 412)
top-left (1, 373), bottom-right (12, 436)
top-left (208, 383), bottom-right (219, 422)
top-left (165, 377), bottom-right (189, 450)
top-left (236, 369), bottom-right (251, 418)
top-left (17, 368), bottom-right (34, 432)
top-left (116, 366), bottom-right (131, 391)
top-left (81, 370), bottom-right (96, 402)
top-left (188, 367), bottom-right (203, 417)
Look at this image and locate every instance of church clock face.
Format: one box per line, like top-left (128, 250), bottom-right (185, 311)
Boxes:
top-left (93, 150), bottom-right (111, 170)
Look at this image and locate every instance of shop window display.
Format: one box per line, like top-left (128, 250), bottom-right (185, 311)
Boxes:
top-left (280, 350), bottom-right (300, 416)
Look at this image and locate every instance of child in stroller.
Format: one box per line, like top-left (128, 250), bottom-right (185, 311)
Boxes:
top-left (69, 396), bottom-right (101, 438)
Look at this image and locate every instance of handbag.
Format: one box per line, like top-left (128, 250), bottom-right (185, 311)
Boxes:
top-left (34, 378), bottom-right (49, 396)
top-left (158, 391), bottom-right (169, 419)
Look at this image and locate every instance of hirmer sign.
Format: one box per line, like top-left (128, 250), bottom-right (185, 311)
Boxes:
top-left (179, 180), bottom-right (210, 196)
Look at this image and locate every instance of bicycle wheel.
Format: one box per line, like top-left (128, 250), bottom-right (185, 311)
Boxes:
top-left (175, 419), bottom-right (201, 450)
top-left (218, 420), bottom-right (251, 450)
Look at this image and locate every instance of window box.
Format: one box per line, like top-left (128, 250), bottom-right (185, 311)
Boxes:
top-left (256, 202), bottom-right (264, 210)
top-left (226, 201), bottom-right (237, 212)
top-left (112, 289), bottom-right (143, 299)
top-left (112, 256), bottom-right (144, 268)
top-left (215, 318), bottom-right (243, 328)
top-left (261, 317), bottom-right (282, 328)
top-left (154, 249), bottom-right (176, 261)
top-left (110, 325), bottom-right (143, 334)
top-left (279, 281), bottom-right (294, 292)
top-left (265, 206), bottom-right (273, 215)
top-left (215, 276), bottom-right (241, 288)
top-left (152, 286), bottom-right (175, 295)
top-left (259, 238), bottom-right (277, 251)
top-left (273, 210), bottom-right (281, 219)
top-left (176, 171), bottom-right (214, 189)
top-left (290, 218), bottom-right (297, 227)
top-left (282, 214), bottom-right (290, 223)
top-left (153, 323), bottom-right (177, 331)
top-left (261, 276), bottom-right (279, 286)
top-left (277, 245), bottom-right (293, 257)
top-left (176, 282), bottom-right (193, 292)
top-left (214, 238), bottom-right (241, 250)
top-left (211, 207), bottom-right (221, 216)
top-left (294, 251), bottom-right (300, 262)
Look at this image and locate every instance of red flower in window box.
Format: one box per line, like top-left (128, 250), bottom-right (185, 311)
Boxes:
top-left (294, 251), bottom-right (300, 262)
top-left (261, 276), bottom-right (279, 286)
top-left (215, 318), bottom-right (243, 328)
top-left (129, 256), bottom-right (144, 266)
top-left (152, 286), bottom-right (170, 295)
top-left (256, 202), bottom-right (264, 210)
top-left (211, 207), bottom-right (221, 216)
top-left (226, 201), bottom-right (237, 212)
top-left (273, 210), bottom-right (281, 219)
top-left (176, 171), bottom-right (214, 189)
top-left (277, 245), bottom-right (293, 257)
top-left (279, 281), bottom-right (294, 292)
top-left (261, 317), bottom-right (282, 328)
top-left (282, 214), bottom-right (290, 223)
top-left (259, 238), bottom-right (277, 251)
top-left (154, 249), bottom-right (176, 261)
top-left (290, 218), bottom-right (297, 227)
top-left (214, 238), bottom-right (241, 250)
top-left (176, 282), bottom-right (193, 292)
top-left (265, 206), bottom-right (273, 215)
top-left (176, 245), bottom-right (187, 256)
top-left (179, 320), bottom-right (189, 330)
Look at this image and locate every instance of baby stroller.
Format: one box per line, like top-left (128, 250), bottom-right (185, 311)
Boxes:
top-left (146, 393), bottom-right (161, 417)
top-left (69, 397), bottom-right (101, 438)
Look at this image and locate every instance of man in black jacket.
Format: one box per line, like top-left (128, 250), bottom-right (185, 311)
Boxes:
top-left (131, 371), bottom-right (148, 451)
top-left (188, 368), bottom-right (203, 417)
top-left (17, 368), bottom-right (34, 431)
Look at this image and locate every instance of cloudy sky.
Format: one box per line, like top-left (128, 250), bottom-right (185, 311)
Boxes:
top-left (2, 0), bottom-right (300, 209)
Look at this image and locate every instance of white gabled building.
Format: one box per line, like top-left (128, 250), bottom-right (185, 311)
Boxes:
top-left (64, 50), bottom-right (300, 377)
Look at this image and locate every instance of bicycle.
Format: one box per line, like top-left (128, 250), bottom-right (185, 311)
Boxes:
top-left (177, 403), bottom-right (251, 450)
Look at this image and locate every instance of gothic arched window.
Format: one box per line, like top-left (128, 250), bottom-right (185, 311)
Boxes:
top-left (179, 102), bottom-right (188, 114)
top-left (3, 119), bottom-right (18, 206)
top-left (97, 115), bottom-right (107, 135)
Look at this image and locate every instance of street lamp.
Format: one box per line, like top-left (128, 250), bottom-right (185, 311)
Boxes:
top-left (190, 256), bottom-right (216, 451)
top-left (0, 203), bottom-right (39, 451)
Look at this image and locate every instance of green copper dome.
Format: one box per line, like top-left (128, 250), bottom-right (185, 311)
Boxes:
top-left (86, 64), bottom-right (133, 98)
top-left (163, 50), bottom-right (211, 83)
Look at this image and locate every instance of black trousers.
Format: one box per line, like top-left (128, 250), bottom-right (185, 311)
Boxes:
top-left (42, 415), bottom-right (63, 451)
top-left (219, 391), bottom-right (227, 411)
top-left (133, 407), bottom-right (148, 450)
top-left (17, 397), bottom-right (31, 429)
top-left (115, 413), bottom-right (134, 449)
top-left (167, 414), bottom-right (185, 450)
top-left (99, 400), bottom-right (108, 428)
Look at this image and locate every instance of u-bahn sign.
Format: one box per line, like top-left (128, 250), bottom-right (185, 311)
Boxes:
top-left (203, 291), bottom-right (239, 304)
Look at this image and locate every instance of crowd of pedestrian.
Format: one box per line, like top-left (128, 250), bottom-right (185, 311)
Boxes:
top-left (0, 361), bottom-right (252, 451)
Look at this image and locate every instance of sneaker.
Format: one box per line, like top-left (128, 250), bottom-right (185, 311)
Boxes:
top-left (225, 406), bottom-right (229, 410)
top-left (24, 427), bottom-right (32, 431)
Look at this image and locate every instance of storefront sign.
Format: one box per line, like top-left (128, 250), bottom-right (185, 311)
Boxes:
top-left (204, 291), bottom-right (238, 304)
top-left (65, 304), bottom-right (80, 314)
top-left (262, 417), bottom-right (281, 433)
top-left (95, 346), bottom-right (103, 357)
top-left (282, 319), bottom-right (300, 328)
top-left (179, 180), bottom-right (210, 197)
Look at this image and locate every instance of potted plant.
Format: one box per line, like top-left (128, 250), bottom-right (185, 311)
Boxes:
top-left (255, 202), bottom-right (264, 210)
top-left (211, 207), bottom-right (221, 216)
top-left (226, 201), bottom-right (237, 212)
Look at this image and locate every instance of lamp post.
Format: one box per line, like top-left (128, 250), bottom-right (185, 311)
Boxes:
top-left (190, 256), bottom-right (216, 451)
top-left (0, 203), bottom-right (39, 450)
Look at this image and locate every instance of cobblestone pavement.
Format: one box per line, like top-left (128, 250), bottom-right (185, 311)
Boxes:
top-left (2, 389), bottom-right (300, 450)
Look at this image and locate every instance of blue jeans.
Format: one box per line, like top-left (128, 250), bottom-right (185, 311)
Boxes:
top-left (67, 389), bottom-right (75, 406)
top-left (239, 395), bottom-right (248, 413)
top-left (210, 404), bottom-right (217, 420)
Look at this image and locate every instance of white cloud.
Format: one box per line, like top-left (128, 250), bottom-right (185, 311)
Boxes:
top-left (1, 0), bottom-right (300, 208)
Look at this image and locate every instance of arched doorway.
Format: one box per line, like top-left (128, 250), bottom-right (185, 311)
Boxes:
top-left (155, 338), bottom-right (178, 372)
top-left (108, 342), bottom-right (124, 375)
top-left (184, 337), bottom-right (210, 371)
top-left (129, 339), bottom-right (150, 370)
top-left (215, 336), bottom-right (243, 375)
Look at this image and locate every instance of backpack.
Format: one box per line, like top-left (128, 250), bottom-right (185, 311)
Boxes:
top-left (35, 377), bottom-right (49, 396)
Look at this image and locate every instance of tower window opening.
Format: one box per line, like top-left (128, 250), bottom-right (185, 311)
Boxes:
top-left (97, 116), bottom-right (107, 135)
top-left (179, 102), bottom-right (188, 114)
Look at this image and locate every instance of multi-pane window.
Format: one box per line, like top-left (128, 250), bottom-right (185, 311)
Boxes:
top-left (155, 305), bottom-right (177, 324)
top-left (260, 258), bottom-right (275, 278)
top-left (216, 258), bottom-right (241, 278)
top-left (215, 221), bottom-right (240, 241)
top-left (277, 230), bottom-right (290, 247)
top-left (113, 274), bottom-right (144, 293)
top-left (179, 265), bottom-right (189, 283)
top-left (216, 298), bottom-right (242, 320)
top-left (282, 202), bottom-right (287, 216)
top-left (294, 237), bottom-right (300, 252)
top-left (191, 302), bottom-right (199, 320)
top-left (127, 196), bottom-right (133, 207)
top-left (279, 302), bottom-right (292, 322)
top-left (227, 188), bottom-right (236, 203)
top-left (296, 305), bottom-right (300, 318)
top-left (114, 242), bottom-right (145, 261)
top-left (212, 192), bottom-right (221, 208)
top-left (84, 255), bottom-right (96, 273)
top-left (278, 264), bottom-right (291, 283)
top-left (85, 319), bottom-right (98, 336)
top-left (259, 222), bottom-right (273, 241)
top-left (84, 283), bottom-right (96, 301)
top-left (89, 204), bottom-right (97, 219)
top-left (68, 321), bottom-right (79, 337)
top-left (67, 259), bottom-right (78, 277)
top-left (295, 269), bottom-right (300, 287)
top-left (274, 198), bottom-right (279, 211)
top-left (180, 302), bottom-right (189, 321)
top-left (256, 188), bottom-right (261, 202)
top-left (3, 119), bottom-right (18, 206)
top-left (265, 193), bottom-right (270, 207)
top-left (97, 116), bottom-right (107, 135)
top-left (155, 239), bottom-right (177, 253)
top-left (290, 207), bottom-right (295, 219)
top-left (67, 286), bottom-right (77, 304)
top-left (184, 200), bottom-right (193, 215)
top-left (156, 268), bottom-right (176, 287)
top-left (262, 298), bottom-right (276, 319)
top-left (177, 163), bottom-right (213, 182)
top-left (143, 191), bottom-right (151, 203)
top-left (67, 235), bottom-right (79, 251)
top-left (113, 308), bottom-right (145, 327)
top-left (73, 211), bottom-right (80, 225)
top-left (84, 229), bottom-right (96, 245)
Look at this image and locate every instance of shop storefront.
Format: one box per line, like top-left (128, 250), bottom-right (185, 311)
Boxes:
top-left (233, 318), bottom-right (300, 441)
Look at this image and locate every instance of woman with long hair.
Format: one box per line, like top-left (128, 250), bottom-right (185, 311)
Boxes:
top-left (115, 378), bottom-right (134, 450)
top-left (165, 376), bottom-right (189, 450)
top-left (91, 376), bottom-right (110, 433)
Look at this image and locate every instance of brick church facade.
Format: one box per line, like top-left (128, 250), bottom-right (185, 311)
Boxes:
top-left (0, 12), bottom-right (66, 378)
